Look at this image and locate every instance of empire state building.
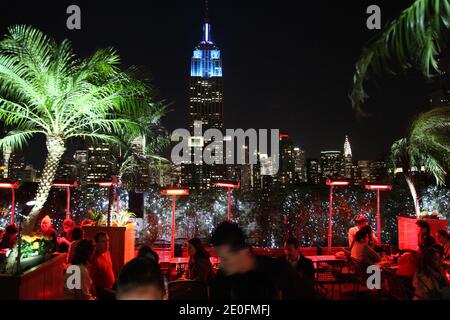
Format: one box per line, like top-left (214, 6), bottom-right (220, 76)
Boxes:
top-left (182, 1), bottom-right (225, 190)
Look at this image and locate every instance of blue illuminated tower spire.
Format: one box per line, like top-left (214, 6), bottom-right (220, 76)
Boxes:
top-left (202, 0), bottom-right (212, 44)
top-left (182, 0), bottom-right (225, 190)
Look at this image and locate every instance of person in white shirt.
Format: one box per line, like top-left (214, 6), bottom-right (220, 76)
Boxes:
top-left (348, 216), bottom-right (378, 249)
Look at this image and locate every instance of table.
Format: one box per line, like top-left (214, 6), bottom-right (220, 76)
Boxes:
top-left (310, 255), bottom-right (344, 263)
top-left (310, 255), bottom-right (346, 298)
top-left (159, 257), bottom-right (220, 279)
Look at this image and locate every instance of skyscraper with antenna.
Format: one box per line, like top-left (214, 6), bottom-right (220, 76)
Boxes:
top-left (343, 135), bottom-right (354, 179)
top-left (182, 0), bottom-right (225, 190)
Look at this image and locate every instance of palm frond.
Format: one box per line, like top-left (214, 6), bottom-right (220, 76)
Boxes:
top-left (350, 0), bottom-right (450, 112)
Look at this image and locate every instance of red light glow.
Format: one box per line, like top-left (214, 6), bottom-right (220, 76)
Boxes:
top-left (0, 182), bottom-right (19, 189)
top-left (214, 181), bottom-right (240, 189)
top-left (98, 182), bottom-right (114, 187)
top-left (161, 188), bottom-right (190, 196)
top-left (52, 181), bottom-right (77, 188)
top-left (326, 179), bottom-right (350, 186)
top-left (365, 184), bottom-right (392, 191)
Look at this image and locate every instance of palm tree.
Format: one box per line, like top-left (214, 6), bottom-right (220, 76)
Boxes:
top-left (109, 101), bottom-right (170, 216)
top-left (351, 0), bottom-right (450, 112)
top-left (0, 25), bottom-right (152, 231)
top-left (389, 106), bottom-right (450, 217)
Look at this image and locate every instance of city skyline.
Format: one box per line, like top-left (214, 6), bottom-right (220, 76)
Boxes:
top-left (0, 0), bottom-right (431, 170)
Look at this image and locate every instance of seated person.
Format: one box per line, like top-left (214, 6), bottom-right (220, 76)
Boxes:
top-left (209, 222), bottom-right (318, 300)
top-left (0, 224), bottom-right (18, 250)
top-left (278, 237), bottom-right (315, 285)
top-left (116, 257), bottom-right (166, 300)
top-left (348, 216), bottom-right (378, 249)
top-left (64, 239), bottom-right (96, 300)
top-left (413, 247), bottom-right (449, 300)
top-left (137, 245), bottom-right (159, 264)
top-left (350, 229), bottom-right (381, 266)
top-left (90, 232), bottom-right (115, 300)
top-left (187, 237), bottom-right (213, 284)
top-left (437, 230), bottom-right (450, 260)
top-left (417, 220), bottom-right (436, 252)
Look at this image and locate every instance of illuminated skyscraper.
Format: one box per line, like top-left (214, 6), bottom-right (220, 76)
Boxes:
top-left (320, 151), bottom-right (342, 181)
top-left (183, 1), bottom-right (225, 190)
top-left (293, 147), bottom-right (306, 183)
top-left (306, 158), bottom-right (321, 185)
top-left (276, 134), bottom-right (297, 190)
top-left (343, 135), bottom-right (354, 180)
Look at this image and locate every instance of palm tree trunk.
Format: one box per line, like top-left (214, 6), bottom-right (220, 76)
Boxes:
top-left (23, 136), bottom-right (66, 233)
top-left (405, 175), bottom-right (420, 218)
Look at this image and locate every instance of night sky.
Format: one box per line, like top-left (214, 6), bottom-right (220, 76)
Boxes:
top-left (1, 0), bottom-right (432, 169)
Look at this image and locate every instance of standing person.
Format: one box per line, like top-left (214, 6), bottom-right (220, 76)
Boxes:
top-left (413, 247), bottom-right (449, 300)
top-left (67, 226), bottom-right (84, 264)
top-left (187, 238), bottom-right (213, 284)
top-left (39, 215), bottom-right (58, 251)
top-left (279, 237), bottom-right (315, 285)
top-left (58, 218), bottom-right (75, 253)
top-left (64, 239), bottom-right (96, 300)
top-left (116, 257), bottom-right (166, 300)
top-left (348, 216), bottom-right (378, 248)
top-left (90, 232), bottom-right (115, 300)
top-left (437, 230), bottom-right (450, 260)
top-left (0, 224), bottom-right (18, 250)
top-left (209, 222), bottom-right (318, 300)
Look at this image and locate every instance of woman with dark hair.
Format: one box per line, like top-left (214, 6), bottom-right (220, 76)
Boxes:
top-left (64, 239), bottom-right (96, 300)
top-left (187, 238), bottom-right (213, 284)
top-left (437, 230), bottom-right (450, 260)
top-left (413, 247), bottom-right (449, 300)
top-left (67, 226), bottom-right (84, 264)
top-left (0, 224), bottom-right (18, 250)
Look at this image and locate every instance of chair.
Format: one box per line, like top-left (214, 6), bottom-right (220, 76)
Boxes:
top-left (168, 280), bottom-right (209, 300)
top-left (348, 258), bottom-right (371, 294)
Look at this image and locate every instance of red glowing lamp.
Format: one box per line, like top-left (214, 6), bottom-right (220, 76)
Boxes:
top-left (161, 188), bottom-right (190, 196)
top-left (365, 184), bottom-right (393, 241)
top-left (326, 178), bottom-right (350, 254)
top-left (98, 181), bottom-right (114, 187)
top-left (52, 181), bottom-right (77, 188)
top-left (214, 181), bottom-right (240, 222)
top-left (52, 181), bottom-right (77, 219)
top-left (364, 184), bottom-right (392, 191)
top-left (279, 134), bottom-right (289, 140)
top-left (0, 181), bottom-right (19, 189)
top-left (97, 177), bottom-right (119, 226)
top-left (213, 181), bottom-right (240, 189)
top-left (326, 179), bottom-right (350, 186)
top-left (161, 187), bottom-right (190, 258)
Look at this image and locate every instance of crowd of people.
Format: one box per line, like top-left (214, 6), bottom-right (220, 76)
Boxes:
top-left (1, 213), bottom-right (449, 300)
top-left (345, 216), bottom-right (450, 300)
